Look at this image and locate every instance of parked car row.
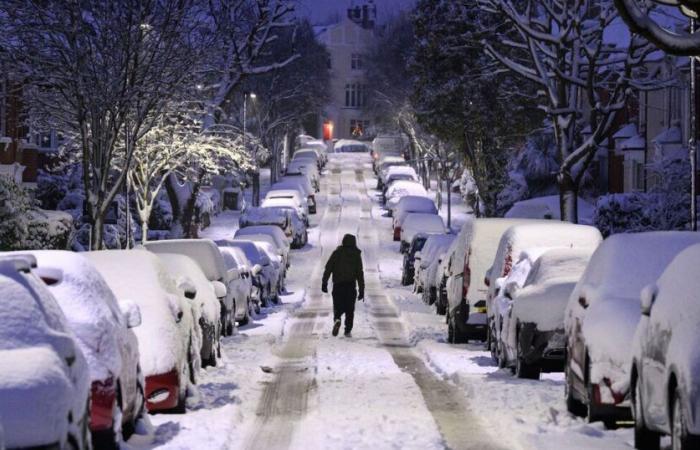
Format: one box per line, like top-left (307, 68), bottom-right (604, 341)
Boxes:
top-left (0, 136), bottom-right (329, 449)
top-left (374, 162), bottom-right (700, 449)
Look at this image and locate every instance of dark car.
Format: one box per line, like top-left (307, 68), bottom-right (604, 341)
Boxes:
top-left (401, 233), bottom-right (430, 286)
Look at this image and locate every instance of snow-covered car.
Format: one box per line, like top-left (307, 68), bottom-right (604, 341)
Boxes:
top-left (505, 195), bottom-right (595, 225)
top-left (242, 239), bottom-right (286, 293)
top-left (392, 196), bottom-right (438, 241)
top-left (143, 239), bottom-right (237, 336)
top-left (262, 196), bottom-right (309, 227)
top-left (501, 248), bottom-right (594, 379)
top-left (385, 181), bottom-right (430, 211)
top-left (287, 160), bottom-right (320, 192)
top-left (400, 212), bottom-right (446, 253)
top-left (413, 234), bottom-right (454, 294)
top-left (272, 177), bottom-right (316, 214)
top-left (21, 250), bottom-right (145, 447)
top-left (218, 246), bottom-right (260, 322)
top-left (265, 189), bottom-right (309, 221)
top-left (631, 243), bottom-right (700, 450)
top-left (334, 139), bottom-right (369, 153)
top-left (87, 250), bottom-right (198, 413)
top-left (486, 222), bottom-right (602, 358)
top-left (436, 223), bottom-right (471, 317)
top-left (157, 254), bottom-right (222, 368)
top-left (380, 165), bottom-right (418, 191)
top-left (448, 218), bottom-right (540, 343)
top-left (416, 235), bottom-right (455, 306)
top-left (374, 154), bottom-right (405, 178)
top-left (401, 232), bottom-right (431, 286)
top-left (299, 139), bottom-right (328, 164)
top-left (564, 231), bottom-right (700, 427)
top-left (235, 225), bottom-right (290, 267)
top-left (0, 256), bottom-right (91, 450)
top-left (217, 239), bottom-right (279, 306)
top-left (293, 148), bottom-right (322, 170)
top-left (240, 206), bottom-right (295, 242)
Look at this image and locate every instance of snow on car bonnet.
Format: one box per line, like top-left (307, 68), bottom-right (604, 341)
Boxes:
top-left (144, 239), bottom-right (227, 282)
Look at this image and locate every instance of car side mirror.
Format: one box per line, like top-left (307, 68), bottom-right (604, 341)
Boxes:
top-left (640, 284), bottom-right (658, 317)
top-left (118, 299), bottom-right (142, 328)
top-left (211, 280), bottom-right (227, 299)
top-left (252, 264), bottom-right (263, 276)
top-left (178, 278), bottom-right (197, 300)
top-left (415, 251), bottom-right (422, 260)
top-left (504, 281), bottom-right (520, 300)
top-left (484, 267), bottom-right (492, 287)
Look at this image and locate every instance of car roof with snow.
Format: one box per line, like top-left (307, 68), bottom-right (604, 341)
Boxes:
top-left (489, 222), bottom-right (602, 288)
top-left (265, 189), bottom-right (303, 201)
top-left (262, 197), bottom-right (301, 209)
top-left (217, 239), bottom-right (271, 266)
top-left (85, 249), bottom-right (186, 376)
top-left (143, 238), bottom-right (227, 282)
top-left (386, 180), bottom-right (429, 199)
top-left (235, 225), bottom-right (290, 249)
top-left (218, 246), bottom-right (252, 272)
top-left (573, 231), bottom-right (700, 306)
top-left (335, 139), bottom-right (369, 152)
top-left (274, 177), bottom-right (312, 196)
top-left (384, 165), bottom-right (416, 177)
top-left (293, 149), bottom-right (320, 160)
top-left (402, 213), bottom-right (446, 241)
top-left (240, 206), bottom-right (291, 228)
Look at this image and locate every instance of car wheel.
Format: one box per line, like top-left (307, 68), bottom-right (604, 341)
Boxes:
top-left (448, 311), bottom-right (468, 344)
top-left (496, 338), bottom-right (507, 369)
top-left (239, 298), bottom-right (251, 326)
top-left (586, 374), bottom-right (613, 427)
top-left (436, 300), bottom-right (446, 316)
top-left (489, 319), bottom-right (499, 362)
top-left (447, 311), bottom-right (455, 343)
top-left (515, 334), bottom-right (540, 380)
top-left (565, 348), bottom-right (587, 417)
top-left (633, 378), bottom-right (660, 450)
top-left (671, 387), bottom-right (700, 450)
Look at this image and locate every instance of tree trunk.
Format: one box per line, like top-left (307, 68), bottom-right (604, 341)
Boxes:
top-left (141, 221), bottom-right (149, 245)
top-left (182, 170), bottom-right (205, 238)
top-left (92, 215), bottom-right (104, 250)
top-left (559, 170), bottom-right (579, 224)
top-left (252, 171), bottom-right (261, 206)
top-left (165, 173), bottom-right (184, 225)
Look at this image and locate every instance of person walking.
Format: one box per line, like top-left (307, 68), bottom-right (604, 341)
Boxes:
top-left (321, 234), bottom-right (365, 337)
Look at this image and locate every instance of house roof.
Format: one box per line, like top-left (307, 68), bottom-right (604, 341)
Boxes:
top-left (612, 123), bottom-right (638, 139)
top-left (619, 134), bottom-right (646, 150)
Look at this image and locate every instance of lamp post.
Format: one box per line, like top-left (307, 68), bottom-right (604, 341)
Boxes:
top-left (691, 18), bottom-right (698, 231)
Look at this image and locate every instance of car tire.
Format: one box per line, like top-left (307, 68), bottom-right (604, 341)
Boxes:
top-left (566, 387), bottom-right (587, 418)
top-left (239, 298), bottom-right (251, 326)
top-left (436, 300), bottom-right (446, 316)
top-left (587, 379), bottom-right (614, 428)
top-left (633, 378), bottom-right (660, 450)
top-left (671, 387), bottom-right (700, 450)
top-left (447, 311), bottom-right (455, 343)
top-left (515, 337), bottom-right (540, 380)
top-left (448, 311), bottom-right (468, 344)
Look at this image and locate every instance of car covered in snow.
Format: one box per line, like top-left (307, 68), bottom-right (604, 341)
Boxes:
top-left (19, 250), bottom-right (145, 447)
top-left (273, 176), bottom-right (316, 214)
top-left (374, 154), bottom-right (405, 178)
top-left (240, 206), bottom-right (307, 248)
top-left (392, 196), bottom-right (438, 241)
top-left (401, 232), bottom-right (431, 286)
top-left (385, 181), bottom-right (430, 211)
top-left (447, 218), bottom-right (541, 343)
top-left (247, 239), bottom-right (286, 293)
top-left (299, 139), bottom-right (328, 165)
top-left (287, 160), bottom-right (320, 192)
top-left (501, 248), bottom-right (594, 379)
top-left (486, 222), bottom-right (602, 357)
top-left (564, 231), bottom-right (700, 427)
top-left (157, 254), bottom-right (222, 368)
top-left (87, 250), bottom-right (199, 413)
top-left (261, 196), bottom-right (309, 227)
top-left (235, 225), bottom-right (290, 268)
top-left (334, 139), bottom-right (369, 153)
top-left (218, 246), bottom-right (260, 322)
top-left (380, 165), bottom-right (418, 191)
top-left (217, 239), bottom-right (279, 306)
top-left (399, 212), bottom-right (446, 253)
top-left (505, 195), bottom-right (595, 225)
top-left (416, 235), bottom-right (456, 307)
top-left (293, 148), bottom-right (323, 170)
top-left (143, 239), bottom-right (238, 336)
top-left (630, 243), bottom-right (700, 450)
top-left (0, 256), bottom-right (91, 449)
top-left (264, 189), bottom-right (309, 222)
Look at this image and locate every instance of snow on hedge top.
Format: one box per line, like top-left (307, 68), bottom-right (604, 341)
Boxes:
top-left (463, 218), bottom-right (551, 305)
top-left (386, 181), bottom-right (429, 201)
top-left (489, 222), bottom-right (601, 296)
top-left (22, 250), bottom-right (125, 382)
top-left (144, 239), bottom-right (226, 283)
top-left (402, 213), bottom-right (446, 243)
top-left (86, 250), bottom-right (186, 376)
top-left (505, 195), bottom-right (595, 225)
top-left (240, 207), bottom-right (290, 229)
top-left (235, 225), bottom-right (290, 250)
top-left (566, 231), bottom-right (700, 386)
top-left (512, 248), bottom-right (594, 331)
top-left (158, 254), bottom-right (220, 324)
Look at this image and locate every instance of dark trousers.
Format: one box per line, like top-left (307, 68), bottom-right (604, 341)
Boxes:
top-left (332, 282), bottom-right (356, 332)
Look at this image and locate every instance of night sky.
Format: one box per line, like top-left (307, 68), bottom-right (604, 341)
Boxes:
top-left (298, 0), bottom-right (416, 24)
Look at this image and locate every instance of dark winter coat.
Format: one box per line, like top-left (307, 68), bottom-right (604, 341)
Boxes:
top-left (322, 234), bottom-right (365, 296)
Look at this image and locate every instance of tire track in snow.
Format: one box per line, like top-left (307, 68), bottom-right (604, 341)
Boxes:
top-left (358, 163), bottom-right (508, 450)
top-left (241, 160), bottom-right (345, 450)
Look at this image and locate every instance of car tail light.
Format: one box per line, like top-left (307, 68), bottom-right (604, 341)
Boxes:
top-left (602, 377), bottom-right (626, 404)
top-left (145, 369), bottom-right (180, 412)
top-left (393, 227), bottom-right (401, 241)
top-left (90, 377), bottom-right (116, 431)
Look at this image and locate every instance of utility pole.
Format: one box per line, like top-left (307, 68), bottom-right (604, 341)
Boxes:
top-left (691, 18), bottom-right (698, 231)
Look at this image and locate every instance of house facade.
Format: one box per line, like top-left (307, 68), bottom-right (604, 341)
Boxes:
top-left (315, 1), bottom-right (377, 141)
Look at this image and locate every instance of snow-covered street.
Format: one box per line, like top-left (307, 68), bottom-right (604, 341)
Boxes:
top-left (140, 153), bottom-right (636, 450)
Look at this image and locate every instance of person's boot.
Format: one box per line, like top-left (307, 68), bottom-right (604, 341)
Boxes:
top-left (332, 319), bottom-right (341, 337)
top-left (344, 330), bottom-right (352, 338)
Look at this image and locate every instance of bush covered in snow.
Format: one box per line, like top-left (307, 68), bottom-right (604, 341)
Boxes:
top-left (24, 210), bottom-right (74, 250)
top-left (594, 154), bottom-right (690, 237)
top-left (0, 177), bottom-right (32, 250)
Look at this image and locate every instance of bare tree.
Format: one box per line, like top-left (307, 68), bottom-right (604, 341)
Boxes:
top-left (480, 0), bottom-right (656, 222)
top-left (2, 0), bottom-right (195, 249)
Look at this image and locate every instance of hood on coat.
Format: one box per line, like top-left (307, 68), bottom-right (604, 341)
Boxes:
top-left (342, 234), bottom-right (357, 248)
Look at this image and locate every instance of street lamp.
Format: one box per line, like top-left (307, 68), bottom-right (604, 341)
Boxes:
top-left (243, 91), bottom-right (258, 204)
